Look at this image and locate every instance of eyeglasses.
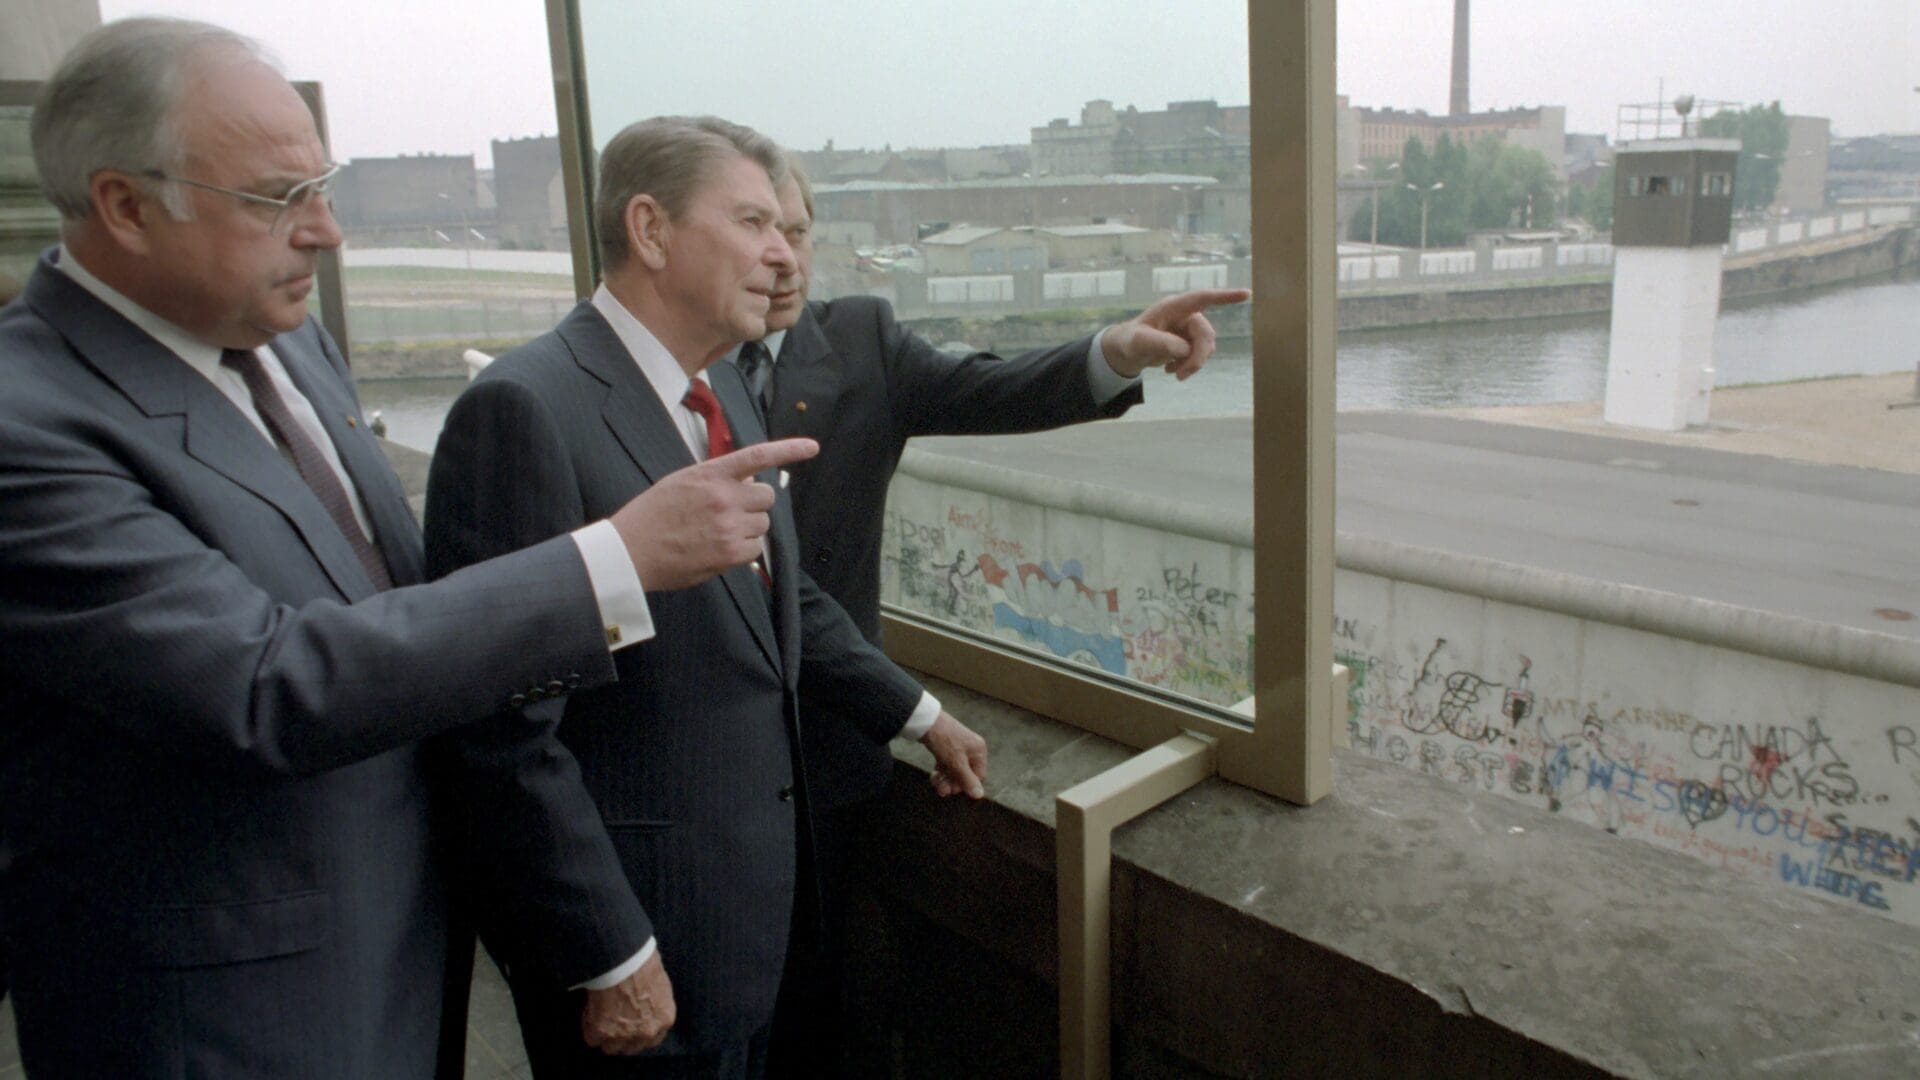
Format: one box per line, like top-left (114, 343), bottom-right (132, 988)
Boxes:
top-left (144, 162), bottom-right (342, 234)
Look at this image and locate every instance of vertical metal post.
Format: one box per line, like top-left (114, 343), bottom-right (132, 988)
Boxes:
top-left (1057, 734), bottom-right (1217, 1080)
top-left (292, 81), bottom-right (352, 364)
top-left (1239, 0), bottom-right (1337, 804)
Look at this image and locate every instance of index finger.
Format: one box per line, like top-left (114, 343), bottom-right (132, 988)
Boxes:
top-left (704, 437), bottom-right (819, 480)
top-left (1151, 287), bottom-right (1251, 322)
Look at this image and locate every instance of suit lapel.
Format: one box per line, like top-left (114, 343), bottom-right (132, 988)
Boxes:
top-left (562, 307), bottom-right (783, 674)
top-left (710, 361), bottom-right (796, 683)
top-left (563, 307), bottom-right (691, 490)
top-left (24, 258), bottom-right (372, 601)
top-left (271, 337), bottom-right (425, 587)
top-left (766, 304), bottom-right (840, 440)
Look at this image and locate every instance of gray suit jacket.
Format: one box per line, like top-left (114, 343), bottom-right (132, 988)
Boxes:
top-left (424, 301), bottom-right (923, 1059)
top-left (741, 297), bottom-right (1140, 808)
top-left (0, 252), bottom-right (617, 1079)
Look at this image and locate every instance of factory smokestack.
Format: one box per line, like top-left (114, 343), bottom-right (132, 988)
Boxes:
top-left (1450, 0), bottom-right (1470, 116)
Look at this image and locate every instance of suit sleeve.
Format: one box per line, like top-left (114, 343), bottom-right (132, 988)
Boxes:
top-left (869, 299), bottom-right (1143, 439)
top-left (794, 561), bottom-right (927, 746)
top-left (423, 373), bottom-right (654, 990)
top-left (0, 413), bottom-right (614, 780)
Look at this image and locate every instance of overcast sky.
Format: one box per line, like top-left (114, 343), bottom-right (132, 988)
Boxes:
top-left (101, 0), bottom-right (1920, 167)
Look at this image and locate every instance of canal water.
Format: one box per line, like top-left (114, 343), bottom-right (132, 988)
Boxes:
top-left (361, 268), bottom-right (1920, 452)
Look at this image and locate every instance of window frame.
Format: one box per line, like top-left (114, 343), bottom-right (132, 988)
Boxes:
top-left (543, 0), bottom-right (1335, 804)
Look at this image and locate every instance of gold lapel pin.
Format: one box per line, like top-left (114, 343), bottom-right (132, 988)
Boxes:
top-left (345, 415), bottom-right (357, 427)
top-left (795, 401), bottom-right (808, 412)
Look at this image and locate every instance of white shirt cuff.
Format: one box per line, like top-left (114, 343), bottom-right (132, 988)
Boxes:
top-left (898, 690), bottom-right (942, 742)
top-left (573, 938), bottom-right (656, 991)
top-left (1085, 327), bottom-right (1141, 404)
top-left (570, 521), bottom-right (655, 652)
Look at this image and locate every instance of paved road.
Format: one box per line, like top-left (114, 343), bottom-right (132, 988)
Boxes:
top-left (913, 412), bottom-right (1920, 642)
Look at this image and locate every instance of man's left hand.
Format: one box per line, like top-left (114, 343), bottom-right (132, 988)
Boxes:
top-left (921, 712), bottom-right (988, 799)
top-left (1102, 287), bottom-right (1252, 381)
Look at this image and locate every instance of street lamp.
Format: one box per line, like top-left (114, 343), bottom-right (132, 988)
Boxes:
top-left (1356, 161), bottom-right (1398, 249)
top-left (436, 191), bottom-right (475, 272)
top-left (1407, 180), bottom-right (1444, 251)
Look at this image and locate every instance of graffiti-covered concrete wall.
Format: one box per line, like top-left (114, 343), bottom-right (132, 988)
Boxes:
top-left (882, 450), bottom-right (1920, 926)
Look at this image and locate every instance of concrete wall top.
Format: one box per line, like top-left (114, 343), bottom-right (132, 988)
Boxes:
top-left (897, 446), bottom-right (1920, 692)
top-left (877, 675), bottom-right (1920, 1077)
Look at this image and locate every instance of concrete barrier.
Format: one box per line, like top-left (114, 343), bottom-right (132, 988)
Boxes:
top-left (884, 448), bottom-right (1920, 928)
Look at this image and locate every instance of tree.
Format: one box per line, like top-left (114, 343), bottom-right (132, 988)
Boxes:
top-left (1350, 135), bottom-right (1564, 248)
top-left (1567, 166), bottom-right (1615, 231)
top-left (1698, 101), bottom-right (1789, 212)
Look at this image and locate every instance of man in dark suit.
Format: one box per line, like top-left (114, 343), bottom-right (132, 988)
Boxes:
top-left (0, 21), bottom-right (810, 1078)
top-left (424, 116), bottom-right (988, 1078)
top-left (736, 163), bottom-right (1248, 1074)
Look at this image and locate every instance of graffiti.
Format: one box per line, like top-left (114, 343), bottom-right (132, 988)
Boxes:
top-left (1714, 759), bottom-right (1863, 809)
top-left (1688, 717), bottom-right (1841, 767)
top-left (881, 488), bottom-right (1920, 927)
top-left (1892, 725), bottom-right (1917, 765)
top-left (931, 550), bottom-right (980, 614)
top-left (973, 553), bottom-right (1128, 676)
top-left (1502, 656), bottom-right (1534, 725)
top-left (1780, 856), bottom-right (1891, 910)
top-left (1134, 563), bottom-right (1241, 636)
top-left (1452, 744), bottom-right (1507, 791)
top-left (887, 510), bottom-right (952, 618)
top-left (945, 507), bottom-right (1025, 559)
top-left (1389, 640), bottom-right (1502, 744)
top-left (1675, 780), bottom-right (1730, 827)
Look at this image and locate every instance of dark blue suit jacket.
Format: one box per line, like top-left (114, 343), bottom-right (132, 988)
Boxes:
top-left (423, 301), bottom-right (923, 1058)
top-left (746, 297), bottom-right (1141, 808)
top-left (0, 252), bottom-right (616, 1079)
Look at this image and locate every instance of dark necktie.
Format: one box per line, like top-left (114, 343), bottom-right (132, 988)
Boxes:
top-left (221, 348), bottom-right (395, 591)
top-left (734, 340), bottom-right (773, 417)
top-left (682, 378), bottom-right (770, 587)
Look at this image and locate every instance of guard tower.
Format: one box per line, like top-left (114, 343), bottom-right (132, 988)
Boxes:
top-left (1602, 135), bottom-right (1740, 430)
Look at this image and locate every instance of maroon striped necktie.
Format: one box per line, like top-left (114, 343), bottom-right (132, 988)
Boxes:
top-left (221, 348), bottom-right (394, 591)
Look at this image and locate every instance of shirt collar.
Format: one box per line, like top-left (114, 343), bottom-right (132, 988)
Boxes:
top-left (591, 283), bottom-right (708, 407)
top-left (53, 244), bottom-right (227, 381)
top-left (762, 329), bottom-right (787, 363)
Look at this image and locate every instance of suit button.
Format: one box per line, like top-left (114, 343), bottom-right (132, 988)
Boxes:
top-left (546, 680), bottom-right (567, 695)
top-left (566, 673), bottom-right (582, 689)
top-left (508, 693), bottom-right (527, 708)
top-left (778, 785), bottom-right (794, 802)
top-left (815, 549), bottom-right (831, 565)
top-left (526, 686), bottom-right (546, 702)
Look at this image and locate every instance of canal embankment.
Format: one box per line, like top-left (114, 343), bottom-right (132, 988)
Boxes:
top-left (903, 222), bottom-right (1919, 348)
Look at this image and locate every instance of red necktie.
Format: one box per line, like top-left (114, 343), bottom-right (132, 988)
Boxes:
top-left (222, 349), bottom-right (394, 591)
top-left (681, 378), bottom-right (735, 461)
top-left (682, 378), bottom-right (770, 586)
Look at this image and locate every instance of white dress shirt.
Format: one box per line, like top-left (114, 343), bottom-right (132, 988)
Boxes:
top-left (590, 288), bottom-right (938, 731)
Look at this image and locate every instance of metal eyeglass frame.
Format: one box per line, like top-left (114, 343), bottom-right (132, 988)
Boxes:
top-left (143, 162), bottom-right (342, 233)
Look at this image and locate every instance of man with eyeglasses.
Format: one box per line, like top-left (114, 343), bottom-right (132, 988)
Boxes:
top-left (0, 18), bottom-right (816, 1078)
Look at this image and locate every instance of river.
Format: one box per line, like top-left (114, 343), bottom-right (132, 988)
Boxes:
top-left (361, 267), bottom-right (1920, 452)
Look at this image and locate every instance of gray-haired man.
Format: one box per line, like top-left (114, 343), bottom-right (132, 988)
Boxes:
top-left (425, 115), bottom-right (989, 1078)
top-left (0, 20), bottom-right (810, 1077)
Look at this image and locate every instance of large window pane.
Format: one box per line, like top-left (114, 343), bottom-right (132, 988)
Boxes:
top-left (577, 0), bottom-right (1267, 724)
top-left (1331, 2), bottom-right (1920, 925)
